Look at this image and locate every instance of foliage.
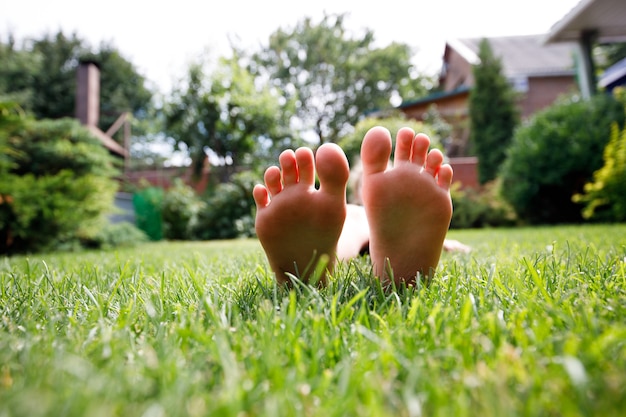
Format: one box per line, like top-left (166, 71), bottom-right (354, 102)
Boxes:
top-left (161, 179), bottom-right (206, 240)
top-left (164, 55), bottom-right (288, 178)
top-left (1, 225), bottom-right (625, 416)
top-left (574, 120), bottom-right (626, 221)
top-left (83, 221), bottom-right (149, 250)
top-left (0, 112), bottom-right (119, 253)
top-left (0, 31), bottom-right (153, 133)
top-left (500, 93), bottom-right (625, 224)
top-left (194, 171), bottom-right (259, 240)
top-left (469, 38), bottom-right (520, 184)
top-left (337, 114), bottom-right (440, 167)
top-left (250, 13), bottom-right (433, 146)
top-left (597, 42), bottom-right (626, 70)
top-left (449, 181), bottom-right (517, 229)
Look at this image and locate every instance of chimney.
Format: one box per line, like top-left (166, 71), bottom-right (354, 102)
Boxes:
top-left (76, 61), bottom-right (100, 127)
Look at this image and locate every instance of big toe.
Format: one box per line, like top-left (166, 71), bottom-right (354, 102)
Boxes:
top-left (316, 143), bottom-right (349, 197)
top-left (361, 126), bottom-right (393, 175)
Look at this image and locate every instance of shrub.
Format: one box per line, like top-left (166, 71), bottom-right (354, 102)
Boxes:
top-left (194, 171), bottom-right (258, 240)
top-left (499, 93), bottom-right (625, 224)
top-left (161, 179), bottom-right (205, 240)
top-left (83, 222), bottom-right (149, 250)
top-left (574, 121), bottom-right (626, 221)
top-left (0, 113), bottom-right (119, 254)
top-left (450, 181), bottom-right (517, 229)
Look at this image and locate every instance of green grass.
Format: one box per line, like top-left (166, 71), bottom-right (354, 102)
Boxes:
top-left (1, 224), bottom-right (625, 416)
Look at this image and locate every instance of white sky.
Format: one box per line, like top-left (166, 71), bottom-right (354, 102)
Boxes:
top-left (1, 0), bottom-right (581, 94)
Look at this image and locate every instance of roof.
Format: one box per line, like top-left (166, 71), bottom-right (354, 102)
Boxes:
top-left (398, 86), bottom-right (470, 109)
top-left (599, 57), bottom-right (626, 88)
top-left (546, 0), bottom-right (626, 43)
top-left (452, 35), bottom-right (577, 78)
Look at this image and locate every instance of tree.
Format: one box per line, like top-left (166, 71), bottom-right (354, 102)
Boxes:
top-left (250, 13), bottom-right (432, 146)
top-left (598, 42), bottom-right (626, 70)
top-left (163, 54), bottom-right (288, 180)
top-left (0, 35), bottom-right (40, 105)
top-left (0, 31), bottom-right (153, 134)
top-left (85, 45), bottom-right (154, 134)
top-left (469, 38), bottom-right (519, 184)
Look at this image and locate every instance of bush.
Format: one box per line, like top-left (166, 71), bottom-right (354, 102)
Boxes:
top-left (194, 171), bottom-right (258, 240)
top-left (83, 222), bottom-right (149, 250)
top-left (161, 179), bottom-right (205, 240)
top-left (0, 113), bottom-right (119, 254)
top-left (450, 181), bottom-right (517, 229)
top-left (574, 121), bottom-right (626, 221)
top-left (499, 93), bottom-right (625, 224)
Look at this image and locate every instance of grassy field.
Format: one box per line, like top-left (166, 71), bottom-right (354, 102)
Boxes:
top-left (1, 224), bottom-right (625, 416)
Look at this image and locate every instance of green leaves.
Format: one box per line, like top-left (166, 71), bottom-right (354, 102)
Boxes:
top-left (575, 118), bottom-right (626, 221)
top-left (469, 39), bottom-right (519, 184)
top-left (0, 115), bottom-right (119, 253)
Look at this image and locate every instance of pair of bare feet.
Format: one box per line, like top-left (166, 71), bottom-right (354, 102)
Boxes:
top-left (253, 126), bottom-right (454, 287)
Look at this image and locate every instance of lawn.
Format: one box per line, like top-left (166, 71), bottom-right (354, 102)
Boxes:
top-left (1, 224), bottom-right (625, 416)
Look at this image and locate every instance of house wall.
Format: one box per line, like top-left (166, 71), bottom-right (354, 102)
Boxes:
top-left (448, 157), bottom-right (479, 190)
top-left (518, 75), bottom-right (578, 119)
top-left (402, 91), bottom-right (469, 121)
top-left (124, 165), bottom-right (210, 194)
top-left (400, 90), bottom-right (471, 158)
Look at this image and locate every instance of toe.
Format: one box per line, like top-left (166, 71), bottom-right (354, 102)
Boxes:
top-left (253, 184), bottom-right (270, 209)
top-left (393, 127), bottom-right (416, 165)
top-left (316, 143), bottom-right (349, 197)
top-left (295, 147), bottom-right (316, 186)
top-left (411, 133), bottom-right (431, 167)
top-left (264, 166), bottom-right (283, 196)
top-left (424, 149), bottom-right (444, 177)
top-left (279, 150), bottom-right (298, 185)
top-left (437, 164), bottom-right (453, 191)
top-left (361, 126), bottom-right (392, 175)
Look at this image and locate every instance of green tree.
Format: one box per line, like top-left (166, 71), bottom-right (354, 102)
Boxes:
top-left (598, 42), bottom-right (626, 69)
top-left (85, 45), bottom-right (154, 134)
top-left (0, 31), bottom-right (153, 134)
top-left (469, 38), bottom-right (519, 184)
top-left (164, 55), bottom-right (288, 180)
top-left (250, 13), bottom-right (432, 146)
top-left (0, 35), bottom-right (40, 105)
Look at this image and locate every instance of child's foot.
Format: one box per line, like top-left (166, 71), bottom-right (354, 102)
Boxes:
top-left (253, 143), bottom-right (349, 285)
top-left (360, 126), bottom-right (453, 285)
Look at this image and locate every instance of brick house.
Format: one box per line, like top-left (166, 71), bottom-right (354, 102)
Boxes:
top-left (396, 34), bottom-right (579, 189)
top-left (399, 34), bottom-right (579, 158)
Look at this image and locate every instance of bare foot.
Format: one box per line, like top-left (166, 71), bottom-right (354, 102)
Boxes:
top-left (253, 143), bottom-right (349, 285)
top-left (360, 126), bottom-right (453, 285)
top-left (337, 204), bottom-right (370, 261)
top-left (443, 239), bottom-right (471, 254)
